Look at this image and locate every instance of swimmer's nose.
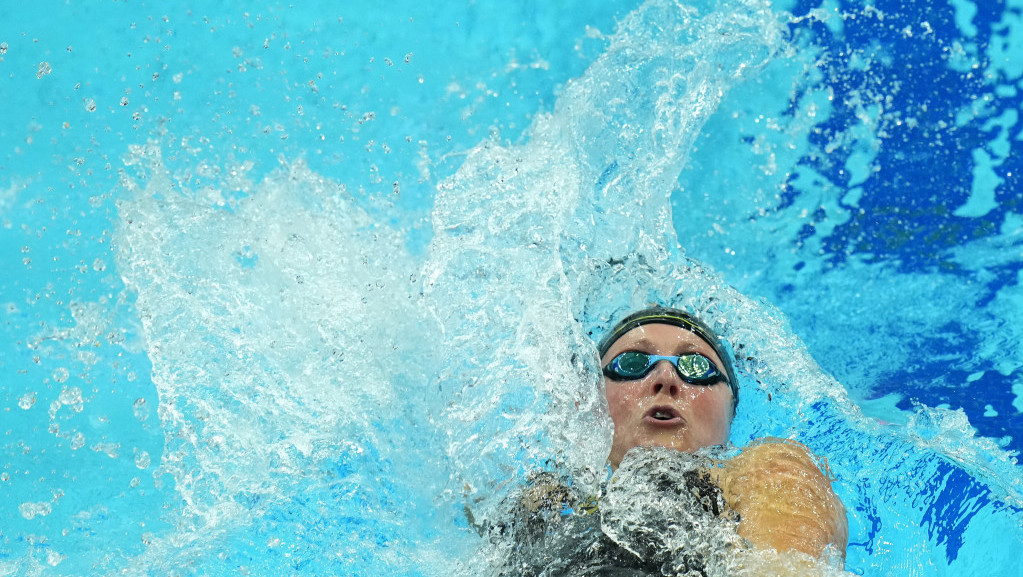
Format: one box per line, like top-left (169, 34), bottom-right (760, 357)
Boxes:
top-left (649, 360), bottom-right (679, 397)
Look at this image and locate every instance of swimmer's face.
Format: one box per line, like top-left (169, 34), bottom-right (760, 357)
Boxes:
top-left (601, 323), bottom-right (734, 469)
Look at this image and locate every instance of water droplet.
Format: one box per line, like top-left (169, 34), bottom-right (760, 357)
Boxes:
top-left (120, 96), bottom-right (129, 106)
top-left (70, 432), bottom-right (85, 450)
top-left (92, 442), bottom-right (120, 458)
top-left (0, 42), bottom-right (8, 55)
top-left (0, 472), bottom-right (9, 482)
top-left (19, 501), bottom-right (52, 520)
top-left (53, 367), bottom-right (69, 383)
top-left (92, 258), bottom-right (106, 272)
top-left (83, 98), bottom-right (96, 113)
top-left (46, 550), bottom-right (65, 567)
top-left (35, 61), bottom-right (51, 78)
top-left (58, 386), bottom-right (83, 412)
top-left (404, 52), bottom-right (413, 64)
top-left (133, 397), bottom-right (148, 421)
top-left (18, 392), bottom-right (35, 409)
top-left (134, 450), bottom-right (151, 469)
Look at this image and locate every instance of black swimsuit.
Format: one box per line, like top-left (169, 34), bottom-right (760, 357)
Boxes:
top-left (485, 448), bottom-right (737, 577)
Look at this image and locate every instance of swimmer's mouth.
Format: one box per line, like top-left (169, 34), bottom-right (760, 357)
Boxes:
top-left (644, 406), bottom-right (683, 425)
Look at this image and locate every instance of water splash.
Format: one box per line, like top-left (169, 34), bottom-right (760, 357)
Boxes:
top-left (114, 144), bottom-right (449, 573)
top-left (424, 0), bottom-right (787, 524)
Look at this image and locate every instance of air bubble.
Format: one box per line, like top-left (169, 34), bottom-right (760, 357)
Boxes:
top-left (84, 98), bottom-right (97, 113)
top-left (53, 367), bottom-right (70, 383)
top-left (134, 450), bottom-right (151, 469)
top-left (120, 97), bottom-right (129, 106)
top-left (70, 432), bottom-right (85, 450)
top-left (0, 42), bottom-right (8, 55)
top-left (18, 392), bottom-right (35, 409)
top-left (36, 61), bottom-right (51, 78)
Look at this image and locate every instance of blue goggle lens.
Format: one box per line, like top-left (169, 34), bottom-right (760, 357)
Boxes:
top-left (603, 351), bottom-right (723, 386)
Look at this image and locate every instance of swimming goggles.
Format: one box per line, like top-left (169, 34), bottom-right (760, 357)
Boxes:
top-left (602, 351), bottom-right (725, 386)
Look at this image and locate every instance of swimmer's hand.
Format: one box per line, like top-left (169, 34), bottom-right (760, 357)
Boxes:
top-left (520, 480), bottom-right (572, 514)
top-left (710, 438), bottom-right (848, 564)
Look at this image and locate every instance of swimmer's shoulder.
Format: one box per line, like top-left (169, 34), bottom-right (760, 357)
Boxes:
top-left (712, 437), bottom-right (849, 563)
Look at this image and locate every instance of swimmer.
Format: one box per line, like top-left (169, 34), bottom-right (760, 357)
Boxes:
top-left (493, 306), bottom-right (847, 576)
top-left (598, 307), bottom-right (848, 566)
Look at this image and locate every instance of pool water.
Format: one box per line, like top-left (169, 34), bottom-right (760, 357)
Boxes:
top-left (2, 0), bottom-right (1021, 575)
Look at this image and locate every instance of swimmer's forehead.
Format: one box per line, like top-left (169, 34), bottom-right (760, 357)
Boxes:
top-left (597, 309), bottom-right (716, 354)
top-left (602, 323), bottom-right (723, 361)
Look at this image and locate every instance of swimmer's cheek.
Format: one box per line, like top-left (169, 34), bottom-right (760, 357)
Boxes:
top-left (714, 438), bottom-right (849, 563)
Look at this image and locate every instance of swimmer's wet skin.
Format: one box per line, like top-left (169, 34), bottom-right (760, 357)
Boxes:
top-left (711, 438), bottom-right (849, 564)
top-left (598, 307), bottom-right (848, 567)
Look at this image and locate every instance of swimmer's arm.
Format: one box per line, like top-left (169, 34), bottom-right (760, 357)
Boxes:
top-left (710, 438), bottom-right (848, 564)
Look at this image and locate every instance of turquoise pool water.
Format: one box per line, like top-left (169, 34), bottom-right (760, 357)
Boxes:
top-left (2, 0), bottom-right (1021, 575)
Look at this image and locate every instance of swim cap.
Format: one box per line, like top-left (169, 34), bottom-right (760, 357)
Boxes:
top-left (597, 307), bottom-right (739, 409)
